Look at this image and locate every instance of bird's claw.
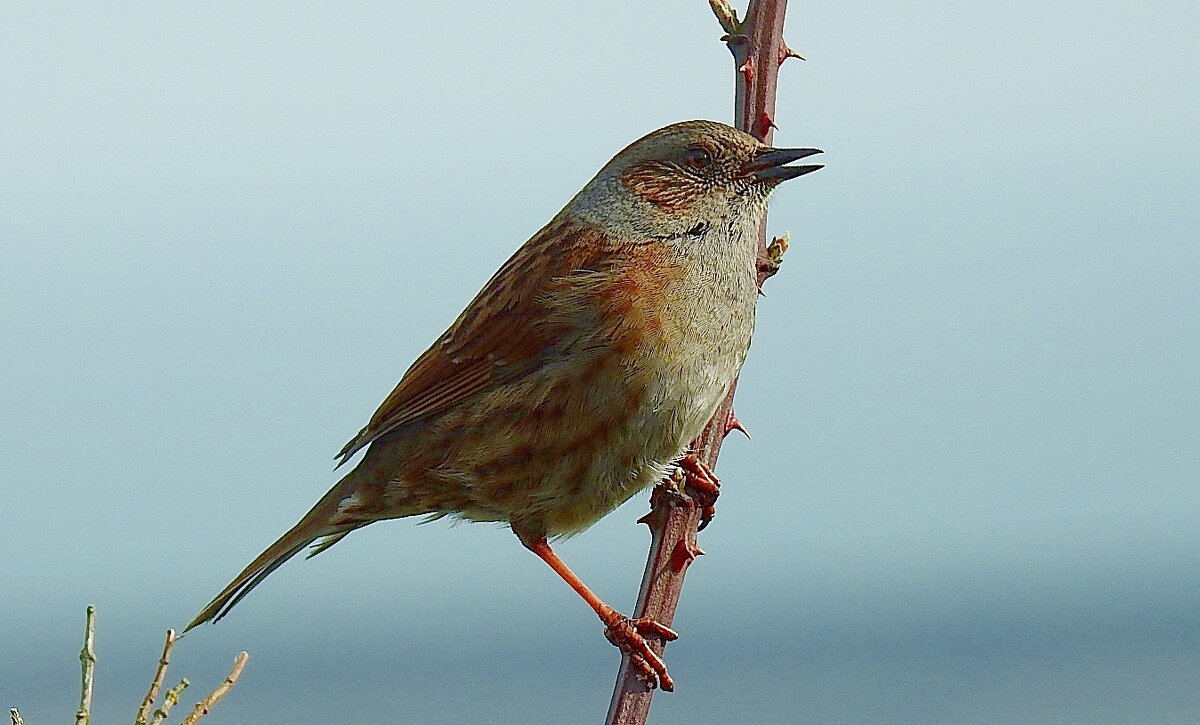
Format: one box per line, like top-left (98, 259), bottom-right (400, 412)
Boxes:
top-left (601, 610), bottom-right (678, 691)
top-left (679, 453), bottom-right (721, 530)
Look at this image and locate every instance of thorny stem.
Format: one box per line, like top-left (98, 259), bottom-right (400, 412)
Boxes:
top-left (605, 1), bottom-right (798, 723)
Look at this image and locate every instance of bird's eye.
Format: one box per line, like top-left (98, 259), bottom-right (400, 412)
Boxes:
top-left (682, 146), bottom-right (713, 170)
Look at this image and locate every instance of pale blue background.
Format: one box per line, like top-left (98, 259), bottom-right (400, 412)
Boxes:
top-left (2, 2), bottom-right (1198, 723)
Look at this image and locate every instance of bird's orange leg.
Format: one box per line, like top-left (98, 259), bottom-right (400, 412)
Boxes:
top-left (522, 537), bottom-right (678, 691)
top-left (678, 453), bottom-right (721, 530)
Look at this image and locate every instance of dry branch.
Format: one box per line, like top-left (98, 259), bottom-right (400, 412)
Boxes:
top-left (76, 605), bottom-right (96, 725)
top-left (605, 1), bottom-right (799, 722)
top-left (8, 608), bottom-right (248, 725)
top-left (179, 652), bottom-right (249, 725)
top-left (147, 679), bottom-right (190, 725)
top-left (135, 629), bottom-right (177, 725)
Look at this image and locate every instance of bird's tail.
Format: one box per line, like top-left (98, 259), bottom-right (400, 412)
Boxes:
top-left (184, 479), bottom-right (354, 632)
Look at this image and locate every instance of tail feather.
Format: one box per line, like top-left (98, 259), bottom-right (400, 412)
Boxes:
top-left (184, 482), bottom-right (351, 632)
top-left (305, 525), bottom-right (366, 560)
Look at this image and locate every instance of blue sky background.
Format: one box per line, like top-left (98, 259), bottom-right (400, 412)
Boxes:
top-left (2, 2), bottom-right (1197, 723)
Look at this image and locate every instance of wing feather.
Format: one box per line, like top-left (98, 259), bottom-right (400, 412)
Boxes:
top-left (335, 218), bottom-right (611, 465)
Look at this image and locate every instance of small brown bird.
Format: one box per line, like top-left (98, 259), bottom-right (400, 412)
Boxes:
top-left (186, 120), bottom-right (821, 690)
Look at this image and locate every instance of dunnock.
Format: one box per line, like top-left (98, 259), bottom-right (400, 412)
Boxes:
top-left (186, 120), bottom-right (822, 690)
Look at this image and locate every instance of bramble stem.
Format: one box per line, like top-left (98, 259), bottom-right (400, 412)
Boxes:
top-left (605, 2), bottom-right (799, 722)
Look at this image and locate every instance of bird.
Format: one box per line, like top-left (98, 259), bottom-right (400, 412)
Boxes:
top-left (185, 119), bottom-right (822, 691)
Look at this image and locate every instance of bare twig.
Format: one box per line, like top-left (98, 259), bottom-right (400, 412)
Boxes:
top-left (135, 629), bottom-right (178, 725)
top-left (7, 609), bottom-right (249, 725)
top-left (605, 1), bottom-right (799, 722)
top-left (148, 679), bottom-right (190, 725)
top-left (76, 605), bottom-right (97, 725)
top-left (179, 652), bottom-right (249, 725)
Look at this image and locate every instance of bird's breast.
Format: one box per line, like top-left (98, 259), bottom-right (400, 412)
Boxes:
top-left (587, 222), bottom-right (759, 471)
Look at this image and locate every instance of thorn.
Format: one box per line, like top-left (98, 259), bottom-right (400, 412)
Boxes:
top-left (739, 58), bottom-right (754, 85)
top-left (669, 539), bottom-right (706, 572)
top-left (779, 42), bottom-right (806, 65)
top-left (636, 511), bottom-right (654, 527)
top-left (759, 111), bottom-right (777, 138)
top-left (726, 412), bottom-right (750, 439)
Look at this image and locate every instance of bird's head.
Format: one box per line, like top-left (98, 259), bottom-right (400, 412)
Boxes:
top-left (570, 119), bottom-right (822, 239)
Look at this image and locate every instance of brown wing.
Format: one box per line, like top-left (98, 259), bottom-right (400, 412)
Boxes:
top-left (335, 217), bottom-right (611, 466)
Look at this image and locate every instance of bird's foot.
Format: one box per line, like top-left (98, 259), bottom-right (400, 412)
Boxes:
top-left (679, 453), bottom-right (721, 530)
top-left (600, 609), bottom-right (678, 691)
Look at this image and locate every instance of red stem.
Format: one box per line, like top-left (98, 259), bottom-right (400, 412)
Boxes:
top-left (604, 2), bottom-right (793, 723)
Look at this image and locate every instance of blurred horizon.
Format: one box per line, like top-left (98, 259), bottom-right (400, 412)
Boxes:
top-left (2, 1), bottom-right (1197, 723)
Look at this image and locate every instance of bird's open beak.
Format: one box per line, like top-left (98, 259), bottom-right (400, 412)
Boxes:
top-left (740, 147), bottom-right (823, 183)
